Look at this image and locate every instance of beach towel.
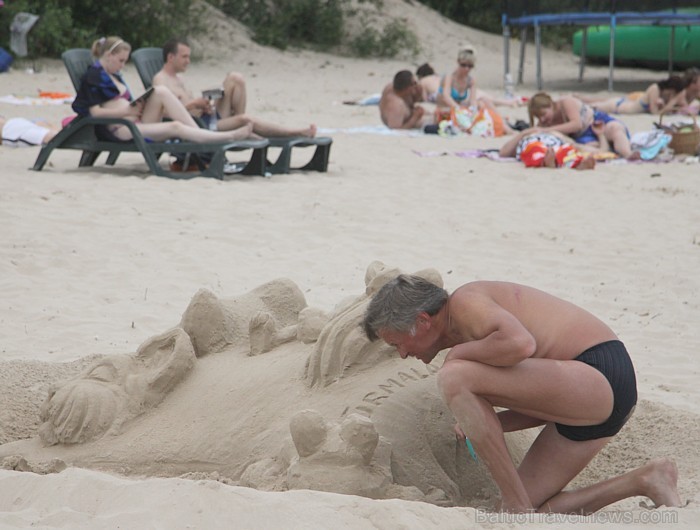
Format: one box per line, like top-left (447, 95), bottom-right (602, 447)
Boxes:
top-left (631, 130), bottom-right (672, 160)
top-left (436, 106), bottom-right (507, 138)
top-left (318, 125), bottom-right (422, 137)
top-left (412, 149), bottom-right (516, 162)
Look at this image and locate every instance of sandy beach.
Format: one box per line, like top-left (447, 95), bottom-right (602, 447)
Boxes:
top-left (1, 1), bottom-right (699, 528)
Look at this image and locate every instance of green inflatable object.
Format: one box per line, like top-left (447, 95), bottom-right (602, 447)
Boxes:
top-left (573, 20), bottom-right (700, 68)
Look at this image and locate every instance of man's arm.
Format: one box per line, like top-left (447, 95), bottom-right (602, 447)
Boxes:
top-left (401, 105), bottom-right (425, 129)
top-left (444, 292), bottom-right (536, 366)
top-left (381, 97), bottom-right (424, 130)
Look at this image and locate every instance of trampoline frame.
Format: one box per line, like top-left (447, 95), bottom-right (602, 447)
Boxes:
top-left (502, 2), bottom-right (700, 91)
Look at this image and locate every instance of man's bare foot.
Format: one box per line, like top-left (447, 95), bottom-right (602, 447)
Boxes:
top-left (575, 156), bottom-right (596, 170)
top-left (543, 147), bottom-right (556, 168)
top-left (302, 124), bottom-right (317, 138)
top-left (641, 458), bottom-right (682, 508)
top-left (627, 150), bottom-right (642, 161)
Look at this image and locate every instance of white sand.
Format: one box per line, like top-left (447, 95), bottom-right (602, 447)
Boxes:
top-left (1, 1), bottom-right (699, 528)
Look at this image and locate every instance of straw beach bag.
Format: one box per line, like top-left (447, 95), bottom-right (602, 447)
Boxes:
top-left (658, 113), bottom-right (700, 155)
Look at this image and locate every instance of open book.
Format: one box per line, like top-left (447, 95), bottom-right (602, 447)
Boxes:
top-left (130, 87), bottom-right (154, 106)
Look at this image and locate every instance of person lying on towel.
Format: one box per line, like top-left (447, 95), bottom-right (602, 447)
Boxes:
top-left (0, 115), bottom-right (58, 147)
top-left (499, 129), bottom-right (598, 170)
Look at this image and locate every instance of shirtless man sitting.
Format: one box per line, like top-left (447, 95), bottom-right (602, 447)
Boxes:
top-left (153, 38), bottom-right (315, 138)
top-left (379, 70), bottom-right (432, 130)
top-left (152, 38), bottom-right (246, 129)
top-left (363, 274), bottom-right (681, 514)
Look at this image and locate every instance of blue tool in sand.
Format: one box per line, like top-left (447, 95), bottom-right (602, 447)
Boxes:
top-left (465, 438), bottom-right (478, 462)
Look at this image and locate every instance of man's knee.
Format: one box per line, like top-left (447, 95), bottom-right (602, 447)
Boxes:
top-left (224, 72), bottom-right (246, 89)
top-left (170, 121), bottom-right (188, 135)
top-left (152, 85), bottom-right (170, 98)
top-left (437, 360), bottom-right (479, 403)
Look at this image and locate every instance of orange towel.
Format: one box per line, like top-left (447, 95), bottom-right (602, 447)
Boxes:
top-left (38, 91), bottom-right (73, 99)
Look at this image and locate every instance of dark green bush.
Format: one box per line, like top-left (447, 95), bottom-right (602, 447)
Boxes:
top-left (219, 0), bottom-right (346, 50)
top-left (350, 19), bottom-right (421, 58)
top-left (0, 0), bottom-right (197, 58)
top-left (0, 0), bottom-right (419, 59)
top-left (218, 0), bottom-right (418, 57)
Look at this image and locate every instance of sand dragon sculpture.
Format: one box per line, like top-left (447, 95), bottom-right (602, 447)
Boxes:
top-left (0, 262), bottom-right (533, 508)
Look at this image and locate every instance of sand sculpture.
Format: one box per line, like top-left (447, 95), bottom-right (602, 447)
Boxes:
top-left (38, 327), bottom-right (196, 445)
top-left (180, 278), bottom-right (307, 357)
top-left (0, 262), bottom-right (533, 508)
top-left (303, 261), bottom-right (444, 387)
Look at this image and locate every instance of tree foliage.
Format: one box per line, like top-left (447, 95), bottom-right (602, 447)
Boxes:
top-left (215, 0), bottom-right (419, 57)
top-left (417, 0), bottom-right (700, 50)
top-left (0, 0), bottom-right (198, 58)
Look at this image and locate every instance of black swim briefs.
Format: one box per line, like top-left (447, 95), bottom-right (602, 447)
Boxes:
top-left (555, 340), bottom-right (637, 442)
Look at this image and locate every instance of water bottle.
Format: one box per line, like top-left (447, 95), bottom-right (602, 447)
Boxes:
top-left (208, 101), bottom-right (218, 131)
top-left (504, 73), bottom-right (515, 100)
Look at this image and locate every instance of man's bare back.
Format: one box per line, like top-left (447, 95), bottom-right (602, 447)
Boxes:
top-left (447, 281), bottom-right (617, 362)
top-left (379, 84), bottom-right (414, 128)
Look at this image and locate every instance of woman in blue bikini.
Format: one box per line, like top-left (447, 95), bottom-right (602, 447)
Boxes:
top-left (576, 76), bottom-right (685, 115)
top-left (436, 46), bottom-right (478, 110)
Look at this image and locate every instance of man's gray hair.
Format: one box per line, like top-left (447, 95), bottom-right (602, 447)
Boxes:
top-left (363, 274), bottom-right (448, 341)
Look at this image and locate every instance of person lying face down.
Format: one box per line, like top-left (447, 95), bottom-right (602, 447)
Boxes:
top-left (363, 274), bottom-right (681, 514)
top-left (575, 76), bottom-right (685, 115)
top-left (499, 129), bottom-right (596, 170)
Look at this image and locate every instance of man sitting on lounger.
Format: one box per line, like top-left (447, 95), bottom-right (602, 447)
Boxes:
top-left (152, 38), bottom-right (315, 138)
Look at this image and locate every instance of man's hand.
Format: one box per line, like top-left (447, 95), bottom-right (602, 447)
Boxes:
top-left (185, 97), bottom-right (211, 117)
